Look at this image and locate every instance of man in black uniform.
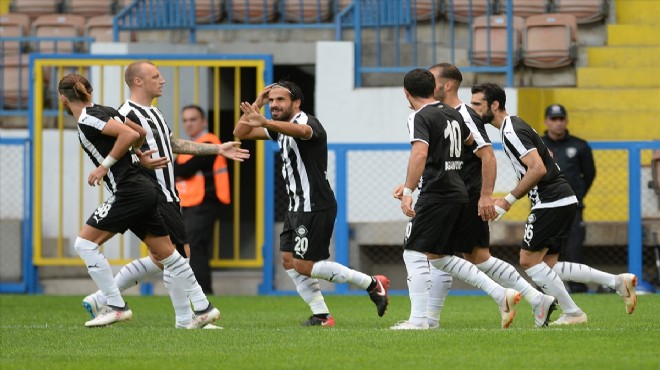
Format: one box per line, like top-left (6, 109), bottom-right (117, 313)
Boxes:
top-left (391, 69), bottom-right (521, 330)
top-left (235, 81), bottom-right (390, 327)
top-left (471, 83), bottom-right (637, 324)
top-left (426, 63), bottom-right (557, 328)
top-left (59, 73), bottom-right (220, 328)
top-left (542, 104), bottom-right (595, 293)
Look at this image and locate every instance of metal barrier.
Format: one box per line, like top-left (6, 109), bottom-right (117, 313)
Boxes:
top-left (260, 141), bottom-right (660, 295)
top-left (4, 53), bottom-right (274, 293)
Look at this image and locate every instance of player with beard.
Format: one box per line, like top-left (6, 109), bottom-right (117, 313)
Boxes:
top-left (234, 81), bottom-right (390, 326)
top-left (470, 83), bottom-right (637, 324)
top-left (426, 64), bottom-right (558, 328)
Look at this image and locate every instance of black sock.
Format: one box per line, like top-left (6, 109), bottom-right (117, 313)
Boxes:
top-left (366, 277), bottom-right (377, 292)
top-left (313, 313), bottom-right (329, 319)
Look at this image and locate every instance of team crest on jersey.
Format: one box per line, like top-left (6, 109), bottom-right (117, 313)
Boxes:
top-left (566, 147), bottom-right (577, 158)
top-left (527, 213), bottom-right (536, 224)
top-left (295, 225), bottom-right (308, 237)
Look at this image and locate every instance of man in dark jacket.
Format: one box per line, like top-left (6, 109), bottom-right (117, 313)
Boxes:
top-left (542, 104), bottom-right (596, 293)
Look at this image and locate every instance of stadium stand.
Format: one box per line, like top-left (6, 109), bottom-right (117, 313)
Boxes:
top-left (85, 15), bottom-right (133, 43)
top-left (1, 54), bottom-right (31, 109)
top-left (511, 0), bottom-right (549, 18)
top-left (32, 13), bottom-right (87, 53)
top-left (411, 0), bottom-right (442, 21)
top-left (283, 0), bottom-right (334, 23)
top-left (228, 0), bottom-right (278, 23)
top-left (446, 0), bottom-right (496, 23)
top-left (194, 0), bottom-right (224, 24)
top-left (0, 13), bottom-right (31, 55)
top-left (471, 14), bottom-right (524, 66)
top-left (552, 0), bottom-right (607, 24)
top-left (65, 0), bottom-right (117, 17)
top-left (9, 0), bottom-right (62, 20)
top-left (522, 13), bottom-right (577, 69)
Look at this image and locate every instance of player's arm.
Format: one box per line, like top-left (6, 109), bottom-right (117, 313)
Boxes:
top-left (171, 138), bottom-right (249, 162)
top-left (474, 145), bottom-right (497, 220)
top-left (123, 117), bottom-right (146, 149)
top-left (87, 119), bottom-right (139, 186)
top-left (238, 101), bottom-right (312, 140)
top-left (400, 141), bottom-right (427, 217)
top-left (234, 85), bottom-right (274, 140)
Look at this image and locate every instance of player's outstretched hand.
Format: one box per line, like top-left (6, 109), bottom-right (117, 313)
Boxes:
top-left (240, 102), bottom-right (268, 127)
top-left (218, 141), bottom-right (250, 162)
top-left (137, 149), bottom-right (169, 170)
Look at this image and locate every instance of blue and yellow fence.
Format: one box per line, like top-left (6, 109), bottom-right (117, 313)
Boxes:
top-left (25, 54), bottom-right (272, 290)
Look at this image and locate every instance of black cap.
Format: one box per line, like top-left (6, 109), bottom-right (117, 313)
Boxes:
top-left (545, 104), bottom-right (567, 118)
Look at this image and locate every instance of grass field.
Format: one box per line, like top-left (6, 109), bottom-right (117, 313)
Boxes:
top-left (1, 293), bottom-right (659, 369)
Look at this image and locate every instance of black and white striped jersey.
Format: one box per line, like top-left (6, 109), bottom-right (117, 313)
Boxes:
top-left (500, 115), bottom-right (577, 210)
top-left (407, 101), bottom-right (470, 204)
top-left (118, 100), bottom-right (179, 203)
top-left (77, 104), bottom-right (141, 194)
top-left (265, 112), bottom-right (336, 212)
top-left (455, 103), bottom-right (492, 197)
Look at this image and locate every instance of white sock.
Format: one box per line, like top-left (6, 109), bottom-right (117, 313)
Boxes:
top-left (287, 269), bottom-right (329, 315)
top-left (164, 268), bottom-right (194, 327)
top-left (403, 250), bottom-right (431, 326)
top-left (526, 262), bottom-right (581, 314)
top-left (430, 255), bottom-right (505, 303)
top-left (553, 262), bottom-right (616, 288)
top-left (115, 256), bottom-right (163, 291)
top-left (477, 257), bottom-right (543, 306)
top-left (310, 261), bottom-right (373, 289)
top-left (159, 251), bottom-right (209, 312)
top-left (427, 266), bottom-right (452, 328)
top-left (74, 237), bottom-right (125, 308)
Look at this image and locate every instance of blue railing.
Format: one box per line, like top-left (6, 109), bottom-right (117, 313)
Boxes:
top-left (114, 0), bottom-right (196, 42)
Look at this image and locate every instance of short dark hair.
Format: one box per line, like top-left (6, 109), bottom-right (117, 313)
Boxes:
top-left (429, 63), bottom-right (463, 85)
top-left (182, 104), bottom-right (205, 119)
top-left (404, 68), bottom-right (436, 98)
top-left (273, 80), bottom-right (304, 104)
top-left (471, 83), bottom-right (506, 110)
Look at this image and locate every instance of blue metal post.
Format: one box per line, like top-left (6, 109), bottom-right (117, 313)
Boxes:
top-left (334, 148), bottom-right (349, 293)
top-left (628, 146), bottom-right (642, 278)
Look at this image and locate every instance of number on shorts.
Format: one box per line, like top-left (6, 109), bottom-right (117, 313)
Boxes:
top-left (294, 236), bottom-right (309, 257)
top-left (523, 223), bottom-right (534, 246)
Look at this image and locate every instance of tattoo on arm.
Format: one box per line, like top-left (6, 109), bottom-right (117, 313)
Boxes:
top-left (171, 138), bottom-right (218, 155)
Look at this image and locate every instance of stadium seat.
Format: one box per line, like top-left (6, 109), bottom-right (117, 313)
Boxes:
top-left (412, 0), bottom-right (442, 21)
top-left (85, 15), bottom-right (133, 43)
top-left (0, 13), bottom-right (31, 55)
top-left (229, 0), bottom-right (278, 23)
top-left (194, 0), bottom-right (224, 24)
top-left (651, 150), bottom-right (660, 208)
top-left (522, 13), bottom-right (577, 69)
top-left (445, 0), bottom-right (497, 23)
top-left (510, 0), bottom-right (549, 18)
top-left (552, 0), bottom-right (607, 24)
top-left (283, 0), bottom-right (333, 23)
top-left (471, 15), bottom-right (524, 66)
top-left (9, 0), bottom-right (62, 20)
top-left (1, 54), bottom-right (31, 109)
top-left (65, 0), bottom-right (116, 17)
top-left (32, 13), bottom-right (86, 53)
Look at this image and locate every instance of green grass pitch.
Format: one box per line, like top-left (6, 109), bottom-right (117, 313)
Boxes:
top-left (1, 293), bottom-right (659, 369)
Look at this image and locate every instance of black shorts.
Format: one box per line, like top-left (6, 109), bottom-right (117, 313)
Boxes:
top-left (454, 196), bottom-right (490, 253)
top-left (86, 177), bottom-right (168, 240)
top-left (280, 205), bottom-right (337, 261)
top-left (521, 204), bottom-right (577, 254)
top-left (403, 200), bottom-right (466, 255)
top-left (157, 193), bottom-right (188, 253)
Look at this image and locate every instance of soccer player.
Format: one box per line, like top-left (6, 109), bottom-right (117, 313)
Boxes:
top-left (426, 63), bottom-right (558, 328)
top-left (234, 81), bottom-right (390, 326)
top-left (470, 83), bottom-right (637, 325)
top-left (391, 69), bottom-right (521, 330)
top-left (59, 73), bottom-right (219, 328)
top-left (81, 61), bottom-right (249, 329)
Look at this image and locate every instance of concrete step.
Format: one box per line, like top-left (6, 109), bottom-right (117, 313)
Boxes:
top-left (616, 0), bottom-right (660, 25)
top-left (607, 25), bottom-right (660, 46)
top-left (577, 67), bottom-right (660, 88)
top-left (566, 110), bottom-right (660, 141)
top-left (587, 46), bottom-right (660, 67)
